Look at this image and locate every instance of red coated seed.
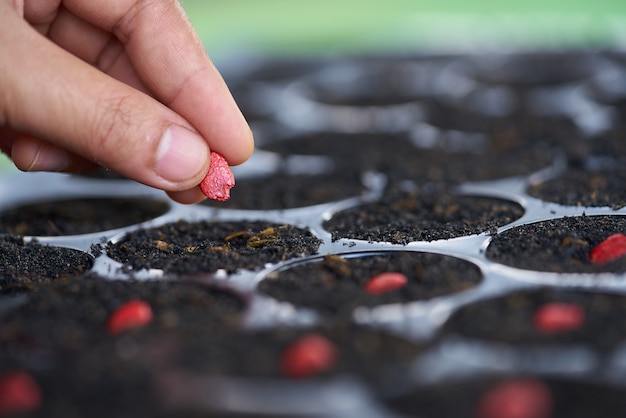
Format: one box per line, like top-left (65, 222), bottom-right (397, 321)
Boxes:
top-left (280, 333), bottom-right (338, 379)
top-left (106, 300), bottom-right (153, 336)
top-left (589, 233), bottom-right (626, 265)
top-left (0, 371), bottom-right (42, 415)
top-left (532, 302), bottom-right (585, 334)
top-left (200, 152), bottom-right (235, 201)
top-left (476, 378), bottom-right (553, 418)
top-left (364, 272), bottom-right (408, 295)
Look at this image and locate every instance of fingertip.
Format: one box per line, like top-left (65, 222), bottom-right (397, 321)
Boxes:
top-left (166, 187), bottom-right (207, 204)
top-left (225, 124), bottom-right (255, 167)
top-left (153, 125), bottom-right (210, 187)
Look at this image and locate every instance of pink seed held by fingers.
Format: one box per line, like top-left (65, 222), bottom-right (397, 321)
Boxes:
top-left (200, 152), bottom-right (235, 201)
top-left (106, 300), bottom-right (153, 336)
top-left (364, 272), bottom-right (408, 295)
top-left (589, 233), bottom-right (626, 265)
top-left (280, 333), bottom-right (338, 379)
top-left (532, 302), bottom-right (585, 334)
top-left (0, 371), bottom-right (42, 415)
top-left (476, 378), bottom-right (553, 418)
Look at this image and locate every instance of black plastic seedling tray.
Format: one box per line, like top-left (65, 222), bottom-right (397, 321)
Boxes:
top-left (1, 49), bottom-right (625, 418)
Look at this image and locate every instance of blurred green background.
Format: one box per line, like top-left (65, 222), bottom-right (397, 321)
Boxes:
top-left (1, 0), bottom-right (625, 172)
top-left (184, 0), bottom-right (626, 59)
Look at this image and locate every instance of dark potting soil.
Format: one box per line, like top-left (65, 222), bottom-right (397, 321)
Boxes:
top-left (230, 56), bottom-right (328, 84)
top-left (258, 251), bottom-right (482, 317)
top-left (526, 129), bottom-right (626, 210)
top-left (588, 125), bottom-right (626, 158)
top-left (6, 343), bottom-right (161, 418)
top-left (1, 273), bottom-right (422, 416)
top-left (526, 166), bottom-right (626, 209)
top-left (259, 128), bottom-right (557, 186)
top-left (0, 197), bottom-right (169, 236)
top-left (302, 76), bottom-right (430, 108)
top-left (0, 275), bottom-right (245, 418)
top-left (463, 51), bottom-right (599, 87)
top-left (201, 171), bottom-right (367, 210)
top-left (323, 189), bottom-right (524, 244)
top-left (0, 275), bottom-right (245, 354)
top-left (288, 56), bottom-right (453, 110)
top-left (107, 220), bottom-right (322, 275)
top-left (2, 342), bottom-right (203, 418)
top-left (0, 236), bottom-right (93, 294)
top-left (382, 375), bottom-right (626, 418)
top-left (308, 87), bottom-right (425, 107)
top-left (423, 101), bottom-right (588, 164)
top-left (486, 215), bottom-right (626, 273)
top-left (440, 288), bottom-right (626, 351)
top-left (176, 324), bottom-right (423, 382)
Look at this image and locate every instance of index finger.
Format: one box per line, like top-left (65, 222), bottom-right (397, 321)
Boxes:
top-left (62, 0), bottom-right (253, 165)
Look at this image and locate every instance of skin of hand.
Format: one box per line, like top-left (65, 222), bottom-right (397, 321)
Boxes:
top-left (0, 0), bottom-right (254, 204)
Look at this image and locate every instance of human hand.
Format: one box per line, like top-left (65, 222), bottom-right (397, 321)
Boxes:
top-left (0, 0), bottom-right (253, 204)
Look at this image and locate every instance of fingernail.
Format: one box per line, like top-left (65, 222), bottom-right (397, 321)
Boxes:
top-left (155, 125), bottom-right (208, 183)
top-left (28, 145), bottom-right (68, 172)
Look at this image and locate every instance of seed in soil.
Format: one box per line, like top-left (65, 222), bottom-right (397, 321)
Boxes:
top-left (200, 152), bottom-right (235, 201)
top-left (533, 302), bottom-right (586, 334)
top-left (589, 233), bottom-right (626, 265)
top-left (280, 333), bottom-right (338, 379)
top-left (106, 300), bottom-right (154, 335)
top-left (0, 371), bottom-right (42, 415)
top-left (476, 378), bottom-right (553, 418)
top-left (485, 216), bottom-right (626, 273)
top-left (364, 272), bottom-right (408, 295)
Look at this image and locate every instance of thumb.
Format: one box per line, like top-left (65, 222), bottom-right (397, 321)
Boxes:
top-left (1, 11), bottom-right (211, 192)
